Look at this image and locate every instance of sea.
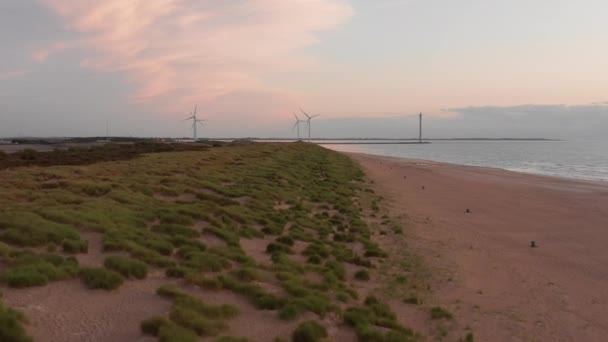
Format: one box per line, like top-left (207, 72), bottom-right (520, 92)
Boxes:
top-left (320, 140), bottom-right (608, 182)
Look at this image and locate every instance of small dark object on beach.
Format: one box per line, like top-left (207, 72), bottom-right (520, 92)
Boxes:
top-left (466, 209), bottom-right (471, 213)
top-left (403, 176), bottom-right (407, 179)
top-left (530, 241), bottom-right (537, 248)
top-left (421, 186), bottom-right (425, 189)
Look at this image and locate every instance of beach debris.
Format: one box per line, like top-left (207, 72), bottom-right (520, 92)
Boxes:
top-left (421, 186), bottom-right (425, 190)
top-left (530, 241), bottom-right (537, 248)
top-left (466, 209), bottom-right (471, 213)
top-left (403, 176), bottom-right (407, 179)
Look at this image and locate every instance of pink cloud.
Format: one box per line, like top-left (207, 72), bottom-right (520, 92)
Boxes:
top-left (32, 42), bottom-right (68, 61)
top-left (0, 69), bottom-right (29, 80)
top-left (43, 0), bottom-right (353, 112)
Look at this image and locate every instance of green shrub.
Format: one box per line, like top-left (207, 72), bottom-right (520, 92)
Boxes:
top-left (215, 336), bottom-right (250, 342)
top-left (292, 321), bottom-right (327, 342)
top-left (141, 316), bottom-right (169, 336)
top-left (278, 304), bottom-right (301, 321)
top-left (0, 303), bottom-right (32, 342)
top-left (343, 296), bottom-right (415, 341)
top-left (0, 255), bottom-right (78, 288)
top-left (158, 322), bottom-right (198, 342)
top-left (403, 296), bottom-right (421, 305)
top-left (185, 273), bottom-right (223, 290)
top-left (166, 267), bottom-right (186, 278)
top-left (354, 270), bottom-right (370, 281)
top-left (430, 306), bottom-right (453, 320)
top-left (181, 252), bottom-right (231, 272)
top-left (306, 255), bottom-right (322, 264)
top-left (231, 267), bottom-right (258, 282)
top-left (62, 239), bottom-right (88, 253)
top-left (266, 243), bottom-right (292, 255)
top-left (276, 236), bottom-right (294, 246)
top-left (173, 297), bottom-right (239, 320)
top-left (104, 256), bottom-right (148, 279)
top-left (169, 306), bottom-right (228, 336)
top-left (80, 267), bottom-right (124, 290)
top-left (2, 268), bottom-right (49, 288)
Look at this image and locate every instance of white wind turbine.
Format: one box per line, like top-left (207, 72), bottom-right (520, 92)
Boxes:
top-left (292, 113), bottom-right (306, 140)
top-left (300, 108), bottom-right (320, 143)
top-left (183, 105), bottom-right (206, 141)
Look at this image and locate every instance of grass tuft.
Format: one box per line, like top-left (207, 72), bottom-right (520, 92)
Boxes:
top-left (431, 306), bottom-right (453, 320)
top-left (292, 320), bottom-right (327, 342)
top-left (104, 255), bottom-right (148, 279)
top-left (0, 303), bottom-right (32, 342)
top-left (80, 267), bottom-right (124, 290)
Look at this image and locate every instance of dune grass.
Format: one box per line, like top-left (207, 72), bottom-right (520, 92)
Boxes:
top-left (0, 302), bottom-right (32, 342)
top-left (0, 141), bottom-right (431, 340)
top-left (292, 320), bottom-right (327, 342)
top-left (79, 267), bottom-right (124, 290)
top-left (149, 285), bottom-right (239, 337)
top-left (104, 255), bottom-right (148, 279)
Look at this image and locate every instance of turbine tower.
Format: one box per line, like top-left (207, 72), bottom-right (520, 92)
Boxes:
top-left (183, 105), bottom-right (206, 141)
top-left (292, 113), bottom-right (306, 140)
top-left (300, 108), bottom-right (320, 143)
top-left (419, 112), bottom-right (423, 144)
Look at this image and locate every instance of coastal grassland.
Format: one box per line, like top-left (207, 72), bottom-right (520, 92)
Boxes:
top-left (0, 141), bottom-right (428, 341)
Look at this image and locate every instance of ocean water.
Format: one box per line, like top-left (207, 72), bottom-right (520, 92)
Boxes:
top-left (322, 140), bottom-right (608, 182)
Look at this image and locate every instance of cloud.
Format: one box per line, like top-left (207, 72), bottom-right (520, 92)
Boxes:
top-left (0, 70), bottom-right (29, 80)
top-left (440, 103), bottom-right (608, 139)
top-left (32, 42), bottom-right (68, 61)
top-left (42, 0), bottom-right (353, 112)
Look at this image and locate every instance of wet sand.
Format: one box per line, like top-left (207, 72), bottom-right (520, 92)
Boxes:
top-left (349, 152), bottom-right (608, 342)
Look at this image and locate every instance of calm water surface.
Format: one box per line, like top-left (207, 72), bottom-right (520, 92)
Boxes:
top-left (322, 140), bottom-right (608, 182)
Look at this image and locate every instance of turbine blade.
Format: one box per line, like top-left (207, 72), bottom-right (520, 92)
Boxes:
top-left (182, 116), bottom-right (194, 121)
top-left (300, 108), bottom-right (311, 119)
top-left (311, 114), bottom-right (320, 118)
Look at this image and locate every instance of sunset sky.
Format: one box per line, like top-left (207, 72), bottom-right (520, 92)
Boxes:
top-left (1, 0), bottom-right (607, 138)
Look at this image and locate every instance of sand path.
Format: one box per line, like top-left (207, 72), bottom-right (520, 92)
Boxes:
top-left (349, 152), bottom-right (608, 342)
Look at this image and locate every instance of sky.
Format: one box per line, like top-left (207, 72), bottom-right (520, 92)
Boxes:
top-left (1, 0), bottom-right (607, 139)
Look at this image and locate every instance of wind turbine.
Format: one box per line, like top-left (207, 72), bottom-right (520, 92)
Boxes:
top-left (183, 105), bottom-right (206, 141)
top-left (292, 113), bottom-right (306, 140)
top-left (300, 108), bottom-right (320, 143)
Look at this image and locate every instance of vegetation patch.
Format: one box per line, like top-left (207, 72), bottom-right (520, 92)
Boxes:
top-left (0, 254), bottom-right (78, 288)
top-left (0, 302), bottom-right (32, 342)
top-left (344, 296), bottom-right (417, 341)
top-left (431, 306), bottom-right (453, 320)
top-left (79, 267), bottom-right (124, 290)
top-left (292, 320), bottom-right (328, 342)
top-left (153, 285), bottom-right (239, 337)
top-left (104, 256), bottom-right (148, 279)
top-left (0, 142), bottom-right (437, 340)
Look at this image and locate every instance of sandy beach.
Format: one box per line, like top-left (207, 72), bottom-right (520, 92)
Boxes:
top-left (349, 152), bottom-right (608, 342)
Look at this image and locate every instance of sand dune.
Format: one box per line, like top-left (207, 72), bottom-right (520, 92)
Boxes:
top-left (350, 152), bottom-right (608, 342)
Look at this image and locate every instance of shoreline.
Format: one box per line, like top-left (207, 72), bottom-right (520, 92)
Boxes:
top-left (347, 151), bottom-right (608, 341)
top-left (323, 145), bottom-right (608, 183)
top-left (345, 151), bottom-right (608, 187)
